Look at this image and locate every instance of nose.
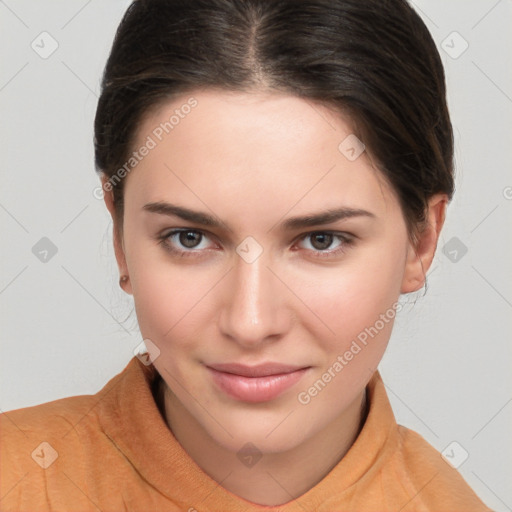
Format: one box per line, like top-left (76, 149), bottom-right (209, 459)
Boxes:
top-left (218, 249), bottom-right (291, 348)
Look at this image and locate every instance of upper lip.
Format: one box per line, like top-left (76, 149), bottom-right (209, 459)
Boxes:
top-left (207, 362), bottom-right (309, 377)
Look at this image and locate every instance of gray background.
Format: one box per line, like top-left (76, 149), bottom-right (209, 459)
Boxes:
top-left (1, 1), bottom-right (511, 509)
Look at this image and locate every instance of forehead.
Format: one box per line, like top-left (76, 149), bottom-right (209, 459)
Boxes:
top-left (124, 89), bottom-right (399, 224)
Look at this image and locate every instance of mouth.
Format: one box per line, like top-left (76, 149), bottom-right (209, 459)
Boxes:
top-left (206, 362), bottom-right (311, 403)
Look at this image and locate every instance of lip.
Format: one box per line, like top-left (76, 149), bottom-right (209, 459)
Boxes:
top-left (208, 362), bottom-right (308, 377)
top-left (206, 362), bottom-right (311, 403)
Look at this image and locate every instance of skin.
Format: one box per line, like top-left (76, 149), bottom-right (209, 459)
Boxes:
top-left (102, 89), bottom-right (447, 506)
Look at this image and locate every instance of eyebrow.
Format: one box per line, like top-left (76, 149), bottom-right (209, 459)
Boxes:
top-left (143, 201), bottom-right (375, 231)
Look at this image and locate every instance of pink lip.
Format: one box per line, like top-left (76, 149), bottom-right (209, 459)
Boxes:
top-left (206, 363), bottom-right (310, 403)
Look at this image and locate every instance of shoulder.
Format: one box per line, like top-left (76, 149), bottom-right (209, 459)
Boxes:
top-left (1, 392), bottom-right (99, 440)
top-left (0, 358), bottom-right (157, 511)
top-left (1, 357), bottom-right (142, 454)
top-left (390, 424), bottom-right (493, 511)
top-left (0, 393), bottom-right (102, 471)
top-left (0, 358), bottom-right (137, 466)
top-left (0, 356), bottom-right (145, 511)
top-left (1, 386), bottom-right (111, 458)
top-left (0, 393), bottom-right (104, 511)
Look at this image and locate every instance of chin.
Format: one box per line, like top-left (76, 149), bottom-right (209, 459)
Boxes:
top-left (202, 408), bottom-right (315, 455)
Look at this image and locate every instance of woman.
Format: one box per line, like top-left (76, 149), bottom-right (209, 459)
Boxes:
top-left (0, 0), bottom-right (493, 510)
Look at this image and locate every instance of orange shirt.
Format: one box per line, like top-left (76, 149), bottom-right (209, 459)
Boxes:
top-left (0, 357), bottom-right (492, 511)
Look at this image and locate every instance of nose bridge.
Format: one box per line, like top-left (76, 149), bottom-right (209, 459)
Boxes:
top-left (219, 248), bottom-right (287, 346)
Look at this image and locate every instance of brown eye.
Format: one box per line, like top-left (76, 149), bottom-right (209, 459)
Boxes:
top-left (179, 230), bottom-right (203, 249)
top-left (309, 232), bottom-right (334, 251)
top-left (158, 229), bottom-right (214, 257)
top-left (296, 231), bottom-right (354, 259)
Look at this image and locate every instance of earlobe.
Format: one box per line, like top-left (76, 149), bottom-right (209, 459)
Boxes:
top-left (400, 194), bottom-right (448, 294)
top-left (100, 174), bottom-right (133, 295)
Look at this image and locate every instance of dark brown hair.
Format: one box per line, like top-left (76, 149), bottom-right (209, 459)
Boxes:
top-left (94, 0), bottom-right (454, 240)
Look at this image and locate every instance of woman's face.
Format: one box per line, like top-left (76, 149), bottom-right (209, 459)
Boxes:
top-left (109, 89), bottom-right (422, 453)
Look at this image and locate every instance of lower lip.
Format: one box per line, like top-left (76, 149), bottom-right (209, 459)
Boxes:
top-left (207, 367), bottom-right (310, 403)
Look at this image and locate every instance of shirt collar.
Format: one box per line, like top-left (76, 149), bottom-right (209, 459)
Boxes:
top-left (98, 357), bottom-right (399, 511)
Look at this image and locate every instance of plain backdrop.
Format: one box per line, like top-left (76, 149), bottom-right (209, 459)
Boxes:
top-left (1, 1), bottom-right (511, 510)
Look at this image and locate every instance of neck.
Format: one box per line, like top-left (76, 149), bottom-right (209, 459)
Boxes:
top-left (155, 377), bottom-right (368, 506)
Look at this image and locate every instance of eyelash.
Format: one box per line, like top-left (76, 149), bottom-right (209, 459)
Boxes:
top-left (156, 229), bottom-right (355, 259)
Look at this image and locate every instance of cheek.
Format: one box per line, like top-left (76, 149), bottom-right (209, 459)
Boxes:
top-left (126, 240), bottom-right (222, 363)
top-left (130, 265), bottom-right (211, 396)
top-left (124, 236), bottom-right (183, 337)
top-left (299, 244), bottom-right (406, 343)
top-left (131, 264), bottom-right (206, 345)
top-left (294, 250), bottom-right (404, 417)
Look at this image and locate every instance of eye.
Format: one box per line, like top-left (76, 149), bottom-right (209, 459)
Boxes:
top-left (296, 231), bottom-right (354, 258)
top-left (158, 229), bottom-right (214, 257)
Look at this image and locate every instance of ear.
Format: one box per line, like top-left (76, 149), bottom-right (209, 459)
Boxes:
top-left (101, 175), bottom-right (133, 295)
top-left (401, 193), bottom-right (448, 294)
